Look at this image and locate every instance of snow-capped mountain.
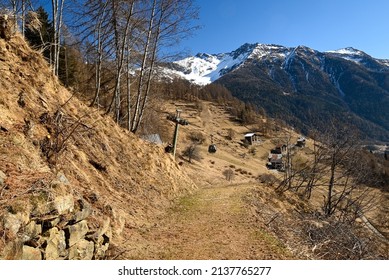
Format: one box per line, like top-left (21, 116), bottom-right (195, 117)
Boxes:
top-left (164, 43), bottom-right (389, 86)
top-left (163, 43), bottom-right (262, 85)
top-left (162, 43), bottom-right (389, 142)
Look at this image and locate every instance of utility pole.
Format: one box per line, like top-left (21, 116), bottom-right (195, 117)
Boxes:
top-left (167, 109), bottom-right (189, 158)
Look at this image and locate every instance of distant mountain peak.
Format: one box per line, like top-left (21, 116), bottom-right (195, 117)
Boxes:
top-left (328, 47), bottom-right (365, 55)
top-left (230, 43), bottom-right (258, 59)
top-left (162, 43), bottom-right (261, 85)
top-left (161, 42), bottom-right (388, 86)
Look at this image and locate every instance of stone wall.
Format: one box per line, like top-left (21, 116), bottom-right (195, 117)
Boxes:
top-left (0, 174), bottom-right (111, 260)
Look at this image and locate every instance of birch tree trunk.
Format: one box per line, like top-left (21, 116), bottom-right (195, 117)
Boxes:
top-left (106, 0), bottom-right (135, 124)
top-left (131, 0), bottom-right (156, 132)
top-left (51, 0), bottom-right (65, 76)
top-left (87, 0), bottom-right (109, 107)
top-left (131, 8), bottom-right (160, 133)
top-left (126, 42), bottom-right (132, 130)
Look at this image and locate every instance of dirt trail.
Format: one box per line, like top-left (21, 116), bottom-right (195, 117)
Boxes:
top-left (122, 183), bottom-right (292, 260)
top-left (119, 102), bottom-right (293, 260)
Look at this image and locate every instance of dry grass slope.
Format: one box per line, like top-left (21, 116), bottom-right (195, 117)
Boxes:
top-left (0, 35), bottom-right (196, 258)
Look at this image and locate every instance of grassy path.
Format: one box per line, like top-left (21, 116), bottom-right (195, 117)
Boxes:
top-left (123, 183), bottom-right (292, 260)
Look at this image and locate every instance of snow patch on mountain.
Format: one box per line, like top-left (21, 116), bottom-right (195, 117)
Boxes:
top-left (326, 47), bottom-right (367, 64)
top-left (327, 47), bottom-right (364, 56)
top-left (282, 47), bottom-right (297, 70)
top-left (165, 46), bottom-right (254, 85)
top-left (329, 72), bottom-right (346, 97)
top-left (379, 59), bottom-right (389, 67)
top-left (163, 43), bottom-right (292, 86)
top-left (250, 44), bottom-right (288, 60)
top-left (168, 54), bottom-right (220, 85)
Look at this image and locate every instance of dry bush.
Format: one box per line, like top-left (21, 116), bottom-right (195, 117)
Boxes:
top-left (223, 168), bottom-right (235, 181)
top-left (195, 100), bottom-right (203, 113)
top-left (25, 11), bottom-right (42, 32)
top-left (242, 139), bottom-right (250, 149)
top-left (188, 131), bottom-right (206, 144)
top-left (257, 173), bottom-right (279, 187)
top-left (226, 128), bottom-right (235, 140)
top-left (249, 187), bottom-right (388, 260)
top-left (249, 147), bottom-right (257, 155)
top-left (39, 110), bottom-right (87, 166)
top-left (182, 144), bottom-right (201, 163)
top-left (302, 218), bottom-right (387, 260)
top-left (238, 169), bottom-right (248, 175)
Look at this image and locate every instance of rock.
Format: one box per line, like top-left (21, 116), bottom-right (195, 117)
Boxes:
top-left (30, 192), bottom-right (57, 217)
top-left (96, 218), bottom-right (111, 239)
top-left (57, 173), bottom-right (70, 185)
top-left (41, 215), bottom-right (61, 228)
top-left (45, 227), bottom-right (67, 260)
top-left (93, 235), bottom-right (110, 259)
top-left (53, 195), bottom-right (74, 215)
top-left (72, 199), bottom-right (92, 223)
top-left (66, 220), bottom-right (89, 247)
top-left (2, 240), bottom-right (23, 260)
top-left (86, 218), bottom-right (111, 259)
top-left (0, 170), bottom-right (6, 186)
top-left (94, 235), bottom-right (109, 260)
top-left (69, 239), bottom-right (94, 260)
top-left (111, 208), bottom-right (126, 238)
top-left (19, 221), bottom-right (42, 242)
top-left (22, 245), bottom-right (42, 260)
top-left (3, 211), bottom-right (29, 235)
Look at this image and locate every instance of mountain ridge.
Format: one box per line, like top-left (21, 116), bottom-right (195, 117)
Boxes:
top-left (164, 43), bottom-right (389, 85)
top-left (163, 43), bottom-right (389, 142)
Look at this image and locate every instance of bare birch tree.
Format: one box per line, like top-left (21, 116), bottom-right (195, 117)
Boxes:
top-left (73, 0), bottom-right (198, 131)
top-left (276, 119), bottom-right (378, 220)
top-left (51, 0), bottom-right (65, 75)
top-left (89, 0), bottom-right (109, 107)
top-left (130, 0), bottom-right (199, 133)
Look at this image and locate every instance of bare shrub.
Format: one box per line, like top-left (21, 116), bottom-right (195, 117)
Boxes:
top-left (182, 144), bottom-right (201, 163)
top-left (249, 187), bottom-right (387, 260)
top-left (249, 147), bottom-right (257, 155)
top-left (302, 218), bottom-right (385, 260)
top-left (223, 168), bottom-right (235, 181)
top-left (257, 173), bottom-right (279, 187)
top-left (188, 131), bottom-right (206, 144)
top-left (195, 100), bottom-right (203, 113)
top-left (226, 128), bottom-right (235, 140)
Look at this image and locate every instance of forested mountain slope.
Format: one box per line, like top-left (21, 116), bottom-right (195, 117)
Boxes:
top-left (164, 43), bottom-right (389, 142)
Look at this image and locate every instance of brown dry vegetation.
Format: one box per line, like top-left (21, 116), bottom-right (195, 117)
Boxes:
top-left (0, 34), bottom-right (388, 260)
top-left (0, 35), bottom-right (195, 257)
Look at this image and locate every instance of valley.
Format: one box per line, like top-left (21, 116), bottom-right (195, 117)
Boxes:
top-left (116, 100), bottom-right (389, 260)
top-left (164, 43), bottom-right (389, 143)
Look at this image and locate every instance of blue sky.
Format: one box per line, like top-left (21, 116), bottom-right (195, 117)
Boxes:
top-left (177, 0), bottom-right (389, 59)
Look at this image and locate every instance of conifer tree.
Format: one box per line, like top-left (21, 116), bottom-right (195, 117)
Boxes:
top-left (25, 6), bottom-right (53, 63)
